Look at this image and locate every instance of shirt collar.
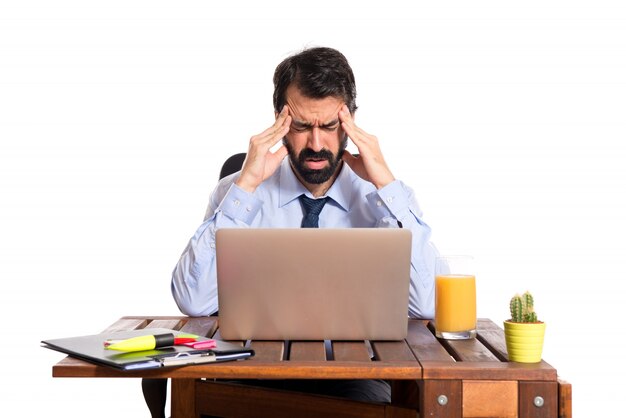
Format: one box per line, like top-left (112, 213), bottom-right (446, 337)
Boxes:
top-left (278, 157), bottom-right (352, 211)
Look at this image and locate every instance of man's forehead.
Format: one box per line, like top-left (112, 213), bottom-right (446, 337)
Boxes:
top-left (285, 85), bottom-right (344, 124)
top-left (287, 100), bottom-right (344, 126)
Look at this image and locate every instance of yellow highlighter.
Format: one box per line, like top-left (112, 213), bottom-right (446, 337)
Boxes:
top-left (104, 333), bottom-right (197, 352)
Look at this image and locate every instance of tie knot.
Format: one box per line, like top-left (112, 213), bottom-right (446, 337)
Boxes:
top-left (299, 195), bottom-right (329, 228)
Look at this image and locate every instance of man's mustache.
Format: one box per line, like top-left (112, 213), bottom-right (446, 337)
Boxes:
top-left (299, 148), bottom-right (334, 162)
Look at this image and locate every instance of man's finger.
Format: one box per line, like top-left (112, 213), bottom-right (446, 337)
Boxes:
top-left (255, 115), bottom-right (290, 147)
top-left (274, 105), bottom-right (290, 128)
top-left (339, 105), bottom-right (365, 144)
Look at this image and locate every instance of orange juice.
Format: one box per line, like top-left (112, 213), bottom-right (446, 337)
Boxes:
top-left (435, 274), bottom-right (476, 334)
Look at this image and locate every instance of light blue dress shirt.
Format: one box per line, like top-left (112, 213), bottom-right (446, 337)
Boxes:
top-left (171, 158), bottom-right (438, 319)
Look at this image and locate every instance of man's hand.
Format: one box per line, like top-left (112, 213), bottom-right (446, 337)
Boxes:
top-left (235, 106), bottom-right (291, 193)
top-left (339, 105), bottom-right (395, 189)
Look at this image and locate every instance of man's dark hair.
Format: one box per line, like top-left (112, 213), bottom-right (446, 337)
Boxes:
top-left (273, 47), bottom-right (358, 114)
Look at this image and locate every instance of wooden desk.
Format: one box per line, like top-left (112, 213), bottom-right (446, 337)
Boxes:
top-left (52, 316), bottom-right (572, 418)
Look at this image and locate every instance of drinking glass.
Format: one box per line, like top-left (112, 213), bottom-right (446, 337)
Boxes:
top-left (435, 255), bottom-right (477, 339)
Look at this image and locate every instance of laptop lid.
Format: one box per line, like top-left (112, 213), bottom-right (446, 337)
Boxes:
top-left (216, 228), bottom-right (412, 341)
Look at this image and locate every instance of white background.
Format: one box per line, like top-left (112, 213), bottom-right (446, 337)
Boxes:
top-left (1, 1), bottom-right (624, 416)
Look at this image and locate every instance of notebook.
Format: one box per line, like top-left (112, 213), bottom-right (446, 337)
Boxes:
top-left (42, 328), bottom-right (254, 370)
top-left (216, 228), bottom-right (412, 341)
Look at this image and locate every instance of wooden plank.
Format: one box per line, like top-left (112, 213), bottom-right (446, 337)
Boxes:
top-left (477, 330), bottom-right (509, 361)
top-left (420, 361), bottom-right (557, 381)
top-left (463, 380), bottom-right (517, 418)
top-left (425, 319), bottom-right (501, 363)
top-left (371, 340), bottom-right (418, 363)
top-left (289, 341), bottom-right (327, 361)
top-left (438, 338), bottom-right (501, 363)
top-left (52, 356), bottom-right (94, 375)
top-left (170, 378), bottom-right (196, 418)
top-left (53, 359), bottom-right (422, 379)
top-left (558, 378), bottom-right (572, 418)
top-left (178, 316), bottom-right (218, 338)
top-left (333, 341), bottom-right (372, 362)
top-left (120, 315), bottom-right (187, 320)
top-left (383, 406), bottom-right (416, 418)
top-left (477, 318), bottom-right (509, 361)
top-left (405, 320), bottom-right (452, 362)
top-left (477, 318), bottom-right (502, 331)
top-left (519, 381), bottom-right (558, 418)
top-left (145, 318), bottom-right (185, 330)
top-left (249, 341), bottom-right (285, 362)
top-left (193, 379), bottom-right (395, 418)
top-left (419, 379), bottom-right (462, 418)
top-left (100, 318), bottom-right (148, 333)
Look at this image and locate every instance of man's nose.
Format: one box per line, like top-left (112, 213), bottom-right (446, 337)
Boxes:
top-left (307, 127), bottom-right (323, 151)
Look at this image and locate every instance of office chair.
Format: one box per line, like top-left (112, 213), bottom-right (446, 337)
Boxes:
top-left (142, 152), bottom-right (416, 417)
top-left (219, 152), bottom-right (247, 181)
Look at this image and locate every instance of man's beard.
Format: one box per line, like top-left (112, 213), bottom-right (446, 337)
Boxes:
top-left (284, 136), bottom-right (347, 184)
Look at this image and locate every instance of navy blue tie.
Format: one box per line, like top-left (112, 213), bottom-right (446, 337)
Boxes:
top-left (299, 195), bottom-right (329, 228)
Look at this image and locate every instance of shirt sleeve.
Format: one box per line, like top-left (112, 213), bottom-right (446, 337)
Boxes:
top-left (171, 182), bottom-right (262, 316)
top-left (366, 180), bottom-right (438, 319)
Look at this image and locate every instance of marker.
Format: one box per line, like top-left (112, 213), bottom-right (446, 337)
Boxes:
top-left (104, 333), bottom-right (198, 352)
top-left (182, 340), bottom-right (217, 349)
top-left (104, 336), bottom-right (198, 347)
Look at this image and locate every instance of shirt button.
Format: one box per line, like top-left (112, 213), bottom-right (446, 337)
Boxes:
top-left (246, 206), bottom-right (251, 212)
top-left (376, 200), bottom-right (383, 207)
top-left (210, 242), bottom-right (216, 249)
top-left (233, 199), bottom-right (240, 207)
top-left (387, 197), bottom-right (393, 204)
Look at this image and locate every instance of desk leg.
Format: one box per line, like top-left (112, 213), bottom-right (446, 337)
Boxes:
top-left (391, 380), bottom-right (420, 410)
top-left (519, 381), bottom-right (558, 418)
top-left (419, 380), bottom-right (462, 418)
top-left (171, 378), bottom-right (196, 418)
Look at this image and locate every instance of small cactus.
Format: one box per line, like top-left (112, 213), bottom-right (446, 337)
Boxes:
top-left (509, 291), bottom-right (540, 323)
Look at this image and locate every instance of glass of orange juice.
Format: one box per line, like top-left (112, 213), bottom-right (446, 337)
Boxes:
top-left (435, 255), bottom-right (477, 339)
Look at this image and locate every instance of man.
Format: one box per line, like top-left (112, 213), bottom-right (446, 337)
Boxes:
top-left (169, 46), bottom-right (438, 405)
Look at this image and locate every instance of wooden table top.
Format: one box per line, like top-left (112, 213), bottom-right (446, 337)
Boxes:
top-left (52, 316), bottom-right (557, 382)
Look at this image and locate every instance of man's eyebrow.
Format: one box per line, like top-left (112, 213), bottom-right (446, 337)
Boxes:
top-left (291, 119), bottom-right (312, 128)
top-left (291, 119), bottom-right (340, 128)
top-left (320, 119), bottom-right (340, 128)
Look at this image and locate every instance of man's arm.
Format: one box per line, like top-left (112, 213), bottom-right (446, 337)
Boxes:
top-left (171, 108), bottom-right (291, 316)
top-left (171, 179), bottom-right (263, 316)
top-left (339, 106), bottom-right (437, 318)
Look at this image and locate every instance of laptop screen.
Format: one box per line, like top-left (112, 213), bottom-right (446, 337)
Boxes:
top-left (216, 228), bottom-right (412, 341)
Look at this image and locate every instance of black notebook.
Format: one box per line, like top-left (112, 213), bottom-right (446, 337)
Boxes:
top-left (42, 327), bottom-right (254, 371)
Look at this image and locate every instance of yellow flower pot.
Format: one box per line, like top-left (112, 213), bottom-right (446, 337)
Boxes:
top-left (503, 321), bottom-right (546, 363)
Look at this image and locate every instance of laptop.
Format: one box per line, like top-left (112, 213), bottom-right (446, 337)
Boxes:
top-left (216, 228), bottom-right (412, 341)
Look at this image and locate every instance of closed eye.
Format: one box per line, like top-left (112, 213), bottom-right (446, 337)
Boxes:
top-left (321, 123), bottom-right (339, 132)
top-left (290, 119), bottom-right (339, 132)
top-left (291, 125), bottom-right (309, 133)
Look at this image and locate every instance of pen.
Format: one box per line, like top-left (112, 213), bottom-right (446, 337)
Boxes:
top-left (104, 333), bottom-right (198, 352)
top-left (159, 352), bottom-right (218, 366)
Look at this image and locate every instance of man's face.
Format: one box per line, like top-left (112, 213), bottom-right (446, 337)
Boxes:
top-left (281, 84), bottom-right (348, 185)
